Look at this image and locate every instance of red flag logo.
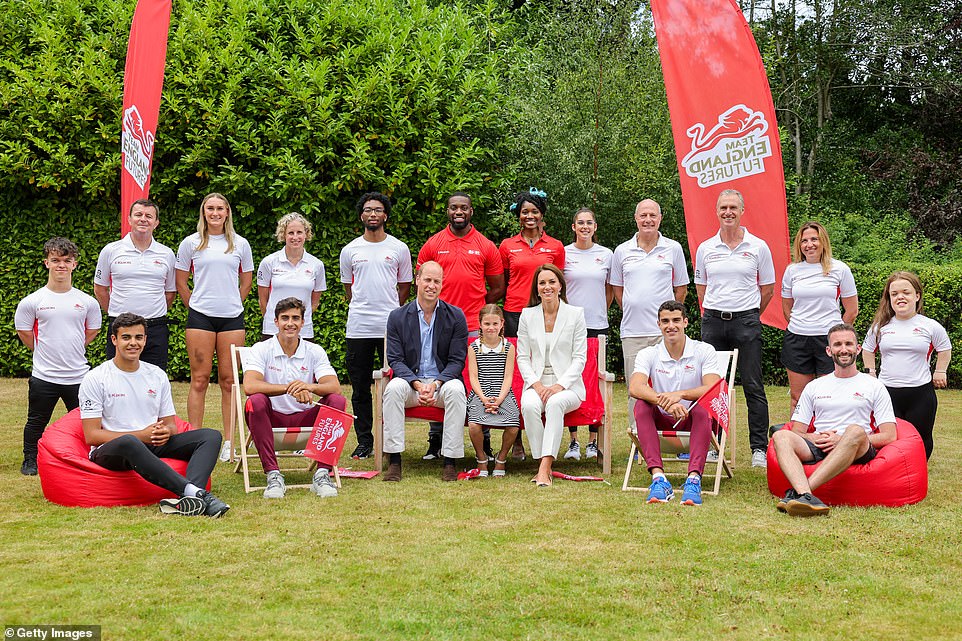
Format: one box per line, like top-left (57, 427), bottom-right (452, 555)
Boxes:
top-left (695, 378), bottom-right (730, 433)
top-left (122, 105), bottom-right (154, 190)
top-left (304, 405), bottom-right (354, 467)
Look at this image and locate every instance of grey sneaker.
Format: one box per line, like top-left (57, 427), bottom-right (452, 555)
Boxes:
top-left (196, 490), bottom-right (230, 518)
top-left (787, 492), bottom-right (830, 517)
top-left (158, 495), bottom-right (205, 516)
top-left (263, 470), bottom-right (286, 499)
top-left (585, 441), bottom-right (599, 460)
top-left (751, 449), bottom-right (768, 468)
top-left (776, 488), bottom-right (799, 513)
top-left (564, 440), bottom-right (581, 460)
top-left (218, 440), bottom-right (233, 463)
top-left (706, 449), bottom-right (719, 463)
top-left (311, 468), bottom-right (338, 498)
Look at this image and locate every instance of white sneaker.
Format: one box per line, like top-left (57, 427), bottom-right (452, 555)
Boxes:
top-left (706, 449), bottom-right (719, 463)
top-left (585, 441), bottom-right (599, 460)
top-left (218, 440), bottom-right (233, 462)
top-left (564, 440), bottom-right (581, 460)
top-left (751, 449), bottom-right (767, 468)
top-left (263, 470), bottom-right (286, 498)
top-left (311, 469), bottom-right (338, 498)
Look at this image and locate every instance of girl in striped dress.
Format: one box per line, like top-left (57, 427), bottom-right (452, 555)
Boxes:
top-left (467, 305), bottom-right (521, 477)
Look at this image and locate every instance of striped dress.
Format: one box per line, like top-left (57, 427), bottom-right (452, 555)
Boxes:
top-left (466, 339), bottom-right (520, 428)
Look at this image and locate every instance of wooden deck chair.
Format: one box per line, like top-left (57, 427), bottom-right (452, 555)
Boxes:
top-left (622, 349), bottom-right (738, 496)
top-left (229, 345), bottom-right (341, 494)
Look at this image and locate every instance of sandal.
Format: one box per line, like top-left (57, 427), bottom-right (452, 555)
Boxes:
top-left (492, 458), bottom-right (507, 478)
top-left (476, 458), bottom-right (489, 478)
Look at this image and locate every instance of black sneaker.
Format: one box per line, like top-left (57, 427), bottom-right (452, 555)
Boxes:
top-left (351, 444), bottom-right (373, 460)
top-left (482, 432), bottom-right (494, 461)
top-left (20, 458), bottom-right (38, 476)
top-left (776, 488), bottom-right (799, 513)
top-left (158, 495), bottom-right (205, 516)
top-left (196, 490), bottom-right (230, 518)
top-left (787, 492), bottom-right (830, 517)
top-left (422, 438), bottom-right (440, 461)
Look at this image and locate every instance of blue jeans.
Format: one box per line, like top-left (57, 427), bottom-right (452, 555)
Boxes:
top-left (701, 311), bottom-right (769, 452)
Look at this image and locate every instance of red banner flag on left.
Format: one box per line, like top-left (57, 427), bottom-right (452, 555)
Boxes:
top-left (120, 0), bottom-right (172, 236)
top-left (305, 405), bottom-right (355, 468)
top-left (694, 377), bottom-right (731, 434)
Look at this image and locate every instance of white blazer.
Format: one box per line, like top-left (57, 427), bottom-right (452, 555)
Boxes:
top-left (516, 301), bottom-right (588, 401)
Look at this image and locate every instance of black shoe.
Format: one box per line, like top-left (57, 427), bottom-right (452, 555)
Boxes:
top-left (776, 489), bottom-right (799, 513)
top-left (422, 439), bottom-right (441, 461)
top-left (20, 458), bottom-right (38, 476)
top-left (159, 495), bottom-right (206, 516)
top-left (482, 433), bottom-right (494, 461)
top-left (351, 444), bottom-right (373, 460)
top-left (787, 492), bottom-right (830, 517)
top-left (196, 490), bottom-right (230, 518)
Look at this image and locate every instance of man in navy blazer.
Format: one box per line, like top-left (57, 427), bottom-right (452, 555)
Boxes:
top-left (382, 261), bottom-right (468, 482)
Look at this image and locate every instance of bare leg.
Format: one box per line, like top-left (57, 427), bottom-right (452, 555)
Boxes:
top-left (468, 423), bottom-right (486, 462)
top-left (807, 427), bottom-right (869, 491)
top-left (786, 370), bottom-right (815, 415)
top-left (535, 455), bottom-right (554, 486)
top-left (185, 329), bottom-right (216, 429)
top-left (215, 329), bottom-right (246, 440)
top-left (772, 429), bottom-right (817, 494)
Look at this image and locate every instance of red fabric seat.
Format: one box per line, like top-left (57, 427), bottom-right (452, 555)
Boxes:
top-left (37, 408), bottom-right (209, 508)
top-left (766, 418), bottom-right (927, 507)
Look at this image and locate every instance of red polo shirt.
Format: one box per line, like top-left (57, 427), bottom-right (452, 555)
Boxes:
top-left (499, 232), bottom-right (565, 312)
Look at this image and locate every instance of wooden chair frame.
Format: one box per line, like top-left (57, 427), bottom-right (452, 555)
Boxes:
top-left (622, 349), bottom-right (738, 496)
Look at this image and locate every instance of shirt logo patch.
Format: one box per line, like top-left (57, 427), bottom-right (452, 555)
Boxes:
top-left (147, 388), bottom-right (157, 398)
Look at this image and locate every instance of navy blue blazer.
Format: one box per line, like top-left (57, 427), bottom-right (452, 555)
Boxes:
top-left (386, 299), bottom-right (468, 386)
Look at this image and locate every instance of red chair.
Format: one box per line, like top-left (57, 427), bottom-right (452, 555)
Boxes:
top-left (37, 408), bottom-right (210, 508)
top-left (766, 418), bottom-right (927, 507)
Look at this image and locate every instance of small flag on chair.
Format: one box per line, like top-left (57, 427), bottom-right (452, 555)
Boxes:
top-left (694, 378), bottom-right (730, 433)
top-left (304, 405), bottom-right (354, 467)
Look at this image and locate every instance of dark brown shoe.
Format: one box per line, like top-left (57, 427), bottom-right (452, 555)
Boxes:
top-left (441, 463), bottom-right (458, 482)
top-left (383, 463), bottom-right (402, 482)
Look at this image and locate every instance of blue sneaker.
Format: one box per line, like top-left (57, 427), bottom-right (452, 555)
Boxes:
top-left (646, 476), bottom-right (674, 503)
top-left (681, 476), bottom-right (702, 506)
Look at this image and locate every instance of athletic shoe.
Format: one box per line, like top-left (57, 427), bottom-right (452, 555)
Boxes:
top-left (311, 468), bottom-right (338, 498)
top-left (706, 449), bottom-right (719, 463)
top-left (680, 476), bottom-right (703, 506)
top-left (677, 452), bottom-right (690, 460)
top-left (483, 432), bottom-right (494, 461)
top-left (422, 438), bottom-right (440, 461)
top-left (218, 440), bottom-right (233, 463)
top-left (751, 449), bottom-right (768, 468)
top-left (196, 490), bottom-right (231, 518)
top-left (585, 442), bottom-right (599, 460)
top-left (787, 492), bottom-right (830, 517)
top-left (351, 444), bottom-right (373, 460)
top-left (158, 495), bottom-right (205, 516)
top-left (776, 488), bottom-right (799, 513)
top-left (564, 440), bottom-right (581, 460)
top-left (263, 470), bottom-right (286, 499)
top-left (20, 458), bottom-right (38, 476)
top-left (646, 476), bottom-right (674, 503)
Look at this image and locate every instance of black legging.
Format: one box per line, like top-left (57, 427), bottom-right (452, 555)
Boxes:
top-left (886, 382), bottom-right (938, 459)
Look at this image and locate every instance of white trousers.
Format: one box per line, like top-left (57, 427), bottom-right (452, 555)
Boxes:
top-left (383, 377), bottom-right (466, 458)
top-left (520, 388), bottom-right (581, 459)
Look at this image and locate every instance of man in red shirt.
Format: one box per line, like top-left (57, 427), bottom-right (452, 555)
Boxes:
top-left (416, 192), bottom-right (505, 459)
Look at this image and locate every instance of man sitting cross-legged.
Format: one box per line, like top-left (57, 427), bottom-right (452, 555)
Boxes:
top-left (628, 300), bottom-right (722, 506)
top-left (772, 322), bottom-right (897, 517)
top-left (80, 313), bottom-right (229, 517)
top-left (242, 297), bottom-right (348, 499)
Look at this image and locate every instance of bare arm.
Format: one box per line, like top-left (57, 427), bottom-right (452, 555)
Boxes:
top-left (239, 271), bottom-right (254, 301)
top-left (310, 290), bottom-right (323, 311)
top-left (82, 416), bottom-right (172, 447)
top-left (862, 350), bottom-right (877, 376)
top-left (485, 272), bottom-right (506, 304)
top-left (175, 269), bottom-right (192, 308)
top-left (397, 282), bottom-right (411, 306)
top-left (257, 285), bottom-right (270, 316)
top-left (871, 422), bottom-right (898, 448)
top-left (759, 283), bottom-right (775, 313)
top-left (84, 328), bottom-right (99, 346)
top-left (605, 283), bottom-right (614, 309)
top-left (165, 291), bottom-right (175, 310)
top-left (782, 297), bottom-right (794, 325)
top-left (840, 295), bottom-right (858, 325)
top-left (673, 285), bottom-right (687, 304)
top-left (611, 285), bottom-right (623, 309)
top-left (94, 284), bottom-right (110, 314)
top-left (467, 347), bottom-right (484, 398)
top-left (342, 283), bottom-right (352, 303)
top-left (17, 330), bottom-right (34, 350)
top-left (933, 349), bottom-right (952, 389)
top-left (695, 284), bottom-right (706, 306)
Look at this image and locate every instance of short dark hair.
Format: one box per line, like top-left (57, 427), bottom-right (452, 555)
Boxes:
top-left (129, 198), bottom-right (160, 218)
top-left (658, 300), bottom-right (687, 319)
top-left (43, 237), bottom-right (78, 259)
top-left (274, 297), bottom-right (306, 319)
top-left (448, 192), bottom-right (472, 206)
top-left (111, 312), bottom-right (147, 337)
top-left (355, 192), bottom-right (392, 217)
top-left (827, 322), bottom-right (858, 342)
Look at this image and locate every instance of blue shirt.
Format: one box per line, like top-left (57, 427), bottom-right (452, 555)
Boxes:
top-left (417, 300), bottom-right (440, 380)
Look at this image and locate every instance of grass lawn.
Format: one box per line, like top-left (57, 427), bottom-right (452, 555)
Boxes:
top-left (3, 377), bottom-right (961, 640)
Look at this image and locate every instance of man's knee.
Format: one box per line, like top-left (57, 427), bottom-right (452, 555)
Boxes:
top-left (110, 433), bottom-right (147, 455)
top-left (439, 379), bottom-right (464, 401)
top-left (246, 393), bottom-right (272, 417)
top-left (383, 378), bottom-right (409, 404)
top-left (323, 393), bottom-right (348, 412)
top-left (841, 426), bottom-right (868, 447)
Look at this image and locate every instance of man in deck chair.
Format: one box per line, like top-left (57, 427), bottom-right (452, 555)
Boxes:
top-left (629, 300), bottom-right (722, 506)
top-left (772, 323), bottom-right (897, 517)
top-left (243, 297), bottom-right (347, 499)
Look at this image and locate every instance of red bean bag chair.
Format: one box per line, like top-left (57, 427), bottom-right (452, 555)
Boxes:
top-left (37, 408), bottom-right (210, 508)
top-left (766, 418), bottom-right (927, 507)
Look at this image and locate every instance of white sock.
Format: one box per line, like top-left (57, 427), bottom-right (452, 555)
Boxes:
top-left (183, 483), bottom-right (202, 498)
top-left (652, 472), bottom-right (666, 481)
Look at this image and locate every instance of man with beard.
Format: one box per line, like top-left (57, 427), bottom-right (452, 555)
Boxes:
top-left (416, 192), bottom-right (504, 460)
top-left (339, 192), bottom-right (413, 460)
top-left (771, 323), bottom-right (897, 517)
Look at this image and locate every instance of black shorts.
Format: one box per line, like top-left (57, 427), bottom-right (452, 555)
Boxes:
top-left (586, 327), bottom-right (608, 339)
top-left (805, 439), bottom-right (877, 465)
top-left (186, 308), bottom-right (245, 333)
top-left (781, 331), bottom-right (833, 375)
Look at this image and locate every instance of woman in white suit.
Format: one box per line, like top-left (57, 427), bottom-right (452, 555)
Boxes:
top-left (517, 264), bottom-right (587, 486)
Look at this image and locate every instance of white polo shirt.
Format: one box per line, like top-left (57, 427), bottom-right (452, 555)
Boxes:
top-left (94, 235), bottom-right (176, 318)
top-left (15, 287), bottom-right (102, 385)
top-left (791, 373), bottom-right (895, 436)
top-left (176, 233), bottom-right (255, 317)
top-left (863, 315), bottom-right (951, 387)
top-left (563, 243), bottom-right (612, 330)
top-left (633, 337), bottom-right (721, 409)
top-left (245, 336), bottom-right (338, 414)
top-left (79, 360), bottom-right (175, 434)
top-left (610, 233), bottom-right (689, 337)
top-left (694, 228), bottom-right (775, 312)
top-left (257, 249), bottom-right (327, 338)
top-left (781, 259), bottom-right (857, 336)
top-left (339, 235), bottom-right (412, 339)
